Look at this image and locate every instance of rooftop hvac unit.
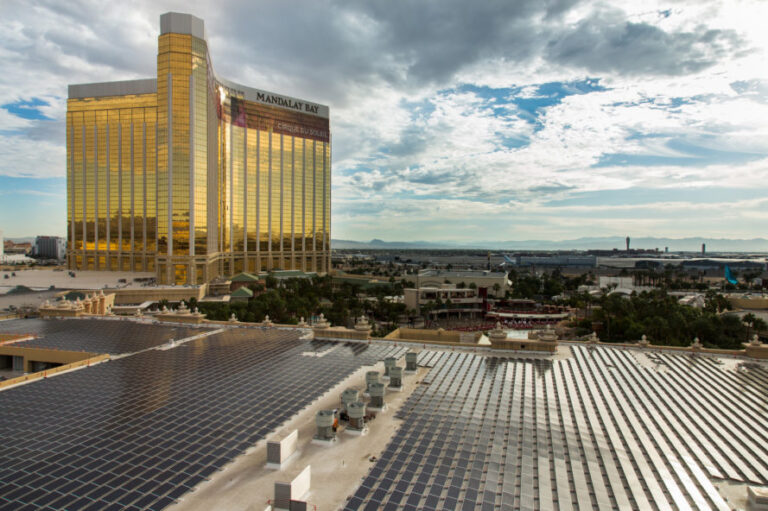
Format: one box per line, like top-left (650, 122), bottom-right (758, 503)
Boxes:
top-left (366, 371), bottom-right (380, 392)
top-left (405, 352), bottom-right (418, 371)
top-left (389, 366), bottom-right (403, 388)
top-left (314, 410), bottom-right (335, 441)
top-left (341, 388), bottom-right (359, 411)
top-left (369, 382), bottom-right (385, 409)
top-left (347, 401), bottom-right (366, 430)
top-left (384, 357), bottom-right (397, 378)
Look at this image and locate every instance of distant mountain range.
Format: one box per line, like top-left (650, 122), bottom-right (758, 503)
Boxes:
top-left (7, 236), bottom-right (766, 252)
top-left (332, 237), bottom-right (768, 252)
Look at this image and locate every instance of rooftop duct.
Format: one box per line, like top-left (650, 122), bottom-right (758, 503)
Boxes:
top-left (389, 366), bottom-right (403, 389)
top-left (365, 371), bottom-right (380, 392)
top-left (314, 410), bottom-right (336, 441)
top-left (384, 357), bottom-right (397, 378)
top-left (405, 352), bottom-right (418, 372)
top-left (369, 382), bottom-right (385, 409)
top-left (341, 388), bottom-right (359, 412)
top-left (347, 401), bottom-right (366, 431)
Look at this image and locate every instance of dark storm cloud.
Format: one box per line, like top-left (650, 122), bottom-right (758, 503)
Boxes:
top-left (1, 0), bottom-right (749, 113)
top-left (205, 0), bottom-right (748, 107)
top-left (546, 9), bottom-right (745, 75)
top-left (207, 0), bottom-right (578, 101)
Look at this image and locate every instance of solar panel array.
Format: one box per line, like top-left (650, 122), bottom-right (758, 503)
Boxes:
top-left (347, 346), bottom-right (768, 511)
top-left (0, 329), bottom-right (408, 511)
top-left (0, 318), bottom-right (210, 354)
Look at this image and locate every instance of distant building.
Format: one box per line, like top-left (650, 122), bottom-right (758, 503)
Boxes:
top-left (34, 236), bottom-right (66, 260)
top-left (514, 254), bottom-right (597, 268)
top-left (415, 270), bottom-right (509, 297)
top-left (681, 259), bottom-right (763, 271)
top-left (3, 240), bottom-right (32, 255)
top-left (598, 276), bottom-right (634, 290)
top-left (0, 230), bottom-right (3, 259)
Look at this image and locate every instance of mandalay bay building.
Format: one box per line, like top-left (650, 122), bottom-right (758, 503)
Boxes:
top-left (66, 13), bottom-right (330, 285)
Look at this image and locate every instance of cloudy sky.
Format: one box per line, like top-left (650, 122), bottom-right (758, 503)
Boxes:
top-left (1, 0), bottom-right (766, 243)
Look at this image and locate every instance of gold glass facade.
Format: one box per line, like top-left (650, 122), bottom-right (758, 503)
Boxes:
top-left (67, 13), bottom-right (330, 285)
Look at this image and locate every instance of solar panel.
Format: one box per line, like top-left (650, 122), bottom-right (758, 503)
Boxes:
top-left (0, 325), bottom-right (407, 510)
top-left (344, 347), bottom-right (768, 511)
top-left (0, 318), bottom-right (212, 354)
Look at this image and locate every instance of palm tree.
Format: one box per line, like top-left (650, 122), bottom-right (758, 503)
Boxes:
top-left (753, 318), bottom-right (768, 341)
top-left (743, 313), bottom-right (757, 341)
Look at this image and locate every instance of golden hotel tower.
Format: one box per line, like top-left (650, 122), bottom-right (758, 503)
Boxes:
top-left (67, 13), bottom-right (330, 285)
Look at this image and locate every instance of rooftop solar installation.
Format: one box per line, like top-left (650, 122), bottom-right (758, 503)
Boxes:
top-left (346, 346), bottom-right (768, 511)
top-left (0, 327), bottom-right (408, 511)
top-left (0, 318), bottom-right (211, 354)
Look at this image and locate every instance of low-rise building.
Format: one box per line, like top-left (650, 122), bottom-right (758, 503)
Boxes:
top-left (514, 254), bottom-right (597, 268)
top-left (230, 287), bottom-right (254, 303)
top-left (3, 240), bottom-right (32, 255)
top-left (415, 270), bottom-right (509, 297)
top-left (405, 287), bottom-right (485, 318)
top-left (230, 272), bottom-right (261, 292)
top-left (38, 291), bottom-right (116, 318)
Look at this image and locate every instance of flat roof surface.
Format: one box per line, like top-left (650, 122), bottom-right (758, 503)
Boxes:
top-left (0, 269), bottom-right (156, 294)
top-left (0, 318), bottom-right (211, 354)
top-left (0, 325), bottom-right (408, 510)
top-left (419, 270), bottom-right (507, 278)
top-left (2, 318), bottom-right (767, 511)
top-left (345, 346), bottom-right (768, 510)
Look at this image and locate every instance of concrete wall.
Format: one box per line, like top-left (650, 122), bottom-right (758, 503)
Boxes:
top-left (274, 465), bottom-right (311, 509)
top-left (0, 353), bottom-right (109, 389)
top-left (386, 327), bottom-right (481, 344)
top-left (0, 345), bottom-right (100, 373)
top-left (745, 344), bottom-right (768, 359)
top-left (111, 285), bottom-right (207, 305)
top-left (0, 333), bottom-right (33, 345)
top-left (728, 296), bottom-right (768, 310)
top-left (267, 429), bottom-right (298, 465)
top-left (313, 327), bottom-right (370, 340)
top-left (291, 466), bottom-right (311, 502)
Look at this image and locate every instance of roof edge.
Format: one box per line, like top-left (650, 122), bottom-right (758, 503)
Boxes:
top-left (68, 79), bottom-right (157, 99)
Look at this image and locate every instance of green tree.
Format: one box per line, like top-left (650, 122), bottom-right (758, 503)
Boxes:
top-left (743, 313), bottom-right (757, 341)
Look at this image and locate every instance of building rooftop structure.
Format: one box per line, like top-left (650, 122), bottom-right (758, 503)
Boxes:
top-left (514, 254), bottom-right (598, 268)
top-left (0, 321), bottom-right (408, 510)
top-left (418, 270), bottom-right (507, 279)
top-left (0, 318), bottom-right (210, 355)
top-left (415, 270), bottom-right (510, 298)
top-left (347, 346), bottom-right (768, 510)
top-left (0, 318), bottom-right (766, 510)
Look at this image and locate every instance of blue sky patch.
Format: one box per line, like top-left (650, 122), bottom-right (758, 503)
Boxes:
top-left (543, 186), bottom-right (767, 208)
top-left (452, 79), bottom-right (608, 131)
top-left (595, 136), bottom-right (766, 168)
top-left (2, 97), bottom-right (52, 120)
